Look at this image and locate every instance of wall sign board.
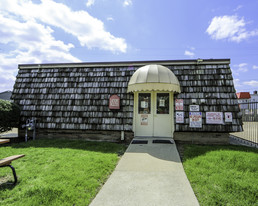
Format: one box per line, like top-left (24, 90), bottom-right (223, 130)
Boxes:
top-left (206, 112), bottom-right (223, 124)
top-left (175, 99), bottom-right (184, 110)
top-left (190, 105), bottom-right (199, 112)
top-left (176, 112), bottom-right (184, 123)
top-left (225, 112), bottom-right (233, 122)
top-left (109, 95), bottom-right (120, 109)
top-left (189, 112), bottom-right (202, 128)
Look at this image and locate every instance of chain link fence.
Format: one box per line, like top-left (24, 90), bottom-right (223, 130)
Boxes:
top-left (231, 102), bottom-right (258, 148)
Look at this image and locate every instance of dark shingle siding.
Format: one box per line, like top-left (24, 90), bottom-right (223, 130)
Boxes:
top-left (170, 63), bottom-right (242, 132)
top-left (13, 66), bottom-right (136, 131)
top-left (12, 60), bottom-right (242, 133)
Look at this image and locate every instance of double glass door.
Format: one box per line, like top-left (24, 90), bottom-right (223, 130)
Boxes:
top-left (134, 91), bottom-right (173, 137)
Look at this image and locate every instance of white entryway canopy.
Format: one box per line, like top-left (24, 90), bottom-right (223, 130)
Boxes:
top-left (127, 64), bottom-right (181, 93)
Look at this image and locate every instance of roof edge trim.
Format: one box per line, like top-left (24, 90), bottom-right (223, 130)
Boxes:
top-left (18, 59), bottom-right (230, 69)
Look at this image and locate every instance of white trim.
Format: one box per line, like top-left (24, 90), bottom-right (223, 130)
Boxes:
top-left (18, 59), bottom-right (230, 69)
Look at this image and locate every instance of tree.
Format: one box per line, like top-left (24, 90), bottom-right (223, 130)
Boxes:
top-left (0, 99), bottom-right (20, 133)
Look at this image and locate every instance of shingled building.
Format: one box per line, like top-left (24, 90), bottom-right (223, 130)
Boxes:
top-left (12, 59), bottom-right (243, 144)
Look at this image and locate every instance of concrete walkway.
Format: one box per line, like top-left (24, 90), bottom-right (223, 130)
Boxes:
top-left (90, 137), bottom-right (199, 206)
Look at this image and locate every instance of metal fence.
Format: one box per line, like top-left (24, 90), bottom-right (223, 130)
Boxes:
top-left (231, 102), bottom-right (258, 147)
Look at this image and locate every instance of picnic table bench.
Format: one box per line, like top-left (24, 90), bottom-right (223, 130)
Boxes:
top-left (0, 155), bottom-right (25, 184)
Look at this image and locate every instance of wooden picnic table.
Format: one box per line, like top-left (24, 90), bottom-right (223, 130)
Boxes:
top-left (0, 139), bottom-right (10, 144)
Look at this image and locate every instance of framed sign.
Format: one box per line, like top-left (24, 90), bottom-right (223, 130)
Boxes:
top-left (189, 112), bottom-right (202, 128)
top-left (176, 112), bottom-right (184, 123)
top-left (190, 105), bottom-right (199, 112)
top-left (175, 99), bottom-right (184, 110)
top-left (206, 112), bottom-right (223, 124)
top-left (225, 112), bottom-right (233, 122)
top-left (109, 95), bottom-right (120, 109)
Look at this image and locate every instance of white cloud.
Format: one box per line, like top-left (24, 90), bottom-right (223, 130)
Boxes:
top-left (0, 13), bottom-right (80, 91)
top-left (107, 16), bottom-right (114, 21)
top-left (234, 79), bottom-right (242, 87)
top-left (184, 50), bottom-right (195, 58)
top-left (0, 0), bottom-right (128, 91)
top-left (253, 65), bottom-right (258, 70)
top-left (86, 0), bottom-right (95, 7)
top-left (237, 63), bottom-right (248, 72)
top-left (233, 79), bottom-right (244, 92)
top-left (232, 63), bottom-right (248, 76)
top-left (0, 0), bottom-right (127, 53)
top-left (243, 80), bottom-right (258, 87)
top-left (123, 0), bottom-right (132, 7)
top-left (234, 5), bottom-right (243, 12)
top-left (206, 15), bottom-right (258, 42)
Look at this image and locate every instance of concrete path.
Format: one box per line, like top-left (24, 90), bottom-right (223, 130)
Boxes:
top-left (0, 128), bottom-right (18, 138)
top-left (90, 137), bottom-right (199, 206)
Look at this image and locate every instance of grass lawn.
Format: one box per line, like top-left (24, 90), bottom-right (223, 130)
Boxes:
top-left (182, 145), bottom-right (258, 206)
top-left (0, 139), bottom-right (126, 206)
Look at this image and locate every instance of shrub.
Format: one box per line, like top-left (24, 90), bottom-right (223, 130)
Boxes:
top-left (0, 99), bottom-right (20, 133)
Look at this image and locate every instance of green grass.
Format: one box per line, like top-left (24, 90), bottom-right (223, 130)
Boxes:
top-left (182, 145), bottom-right (258, 206)
top-left (0, 139), bottom-right (126, 206)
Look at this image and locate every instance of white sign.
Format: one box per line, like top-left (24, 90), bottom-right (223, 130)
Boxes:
top-left (175, 99), bottom-right (184, 110)
top-left (141, 101), bottom-right (148, 109)
top-left (189, 112), bottom-right (202, 128)
top-left (190, 105), bottom-right (199, 112)
top-left (206, 112), bottom-right (223, 124)
top-left (141, 114), bottom-right (148, 125)
top-left (225, 112), bottom-right (233, 122)
top-left (176, 112), bottom-right (184, 123)
top-left (159, 99), bottom-right (165, 107)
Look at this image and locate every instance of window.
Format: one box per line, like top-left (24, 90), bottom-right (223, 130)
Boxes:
top-left (138, 93), bottom-right (151, 114)
top-left (156, 93), bottom-right (169, 114)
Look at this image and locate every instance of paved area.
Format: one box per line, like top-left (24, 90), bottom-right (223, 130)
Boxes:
top-left (0, 128), bottom-right (18, 138)
top-left (90, 137), bottom-right (199, 206)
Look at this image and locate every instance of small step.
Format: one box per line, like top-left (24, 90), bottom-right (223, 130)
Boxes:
top-left (131, 140), bottom-right (148, 144)
top-left (152, 139), bottom-right (173, 144)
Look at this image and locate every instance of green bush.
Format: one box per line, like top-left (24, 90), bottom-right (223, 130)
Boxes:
top-left (0, 99), bottom-right (20, 133)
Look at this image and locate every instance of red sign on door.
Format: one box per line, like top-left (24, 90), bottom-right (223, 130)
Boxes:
top-left (109, 95), bottom-right (120, 109)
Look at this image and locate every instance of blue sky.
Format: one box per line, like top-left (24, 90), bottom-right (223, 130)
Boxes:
top-left (0, 0), bottom-right (258, 93)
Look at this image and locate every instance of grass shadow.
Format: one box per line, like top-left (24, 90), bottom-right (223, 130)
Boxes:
top-left (181, 144), bottom-right (258, 161)
top-left (0, 181), bottom-right (17, 190)
top-left (2, 138), bottom-right (127, 155)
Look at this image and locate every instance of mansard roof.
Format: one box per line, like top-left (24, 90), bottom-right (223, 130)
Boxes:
top-left (12, 59), bottom-right (242, 133)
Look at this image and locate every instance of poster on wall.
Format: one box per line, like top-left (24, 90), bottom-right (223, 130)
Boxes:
top-left (190, 105), bottom-right (199, 111)
top-left (176, 112), bottom-right (184, 123)
top-left (140, 114), bottom-right (148, 125)
top-left (109, 95), bottom-right (120, 109)
top-left (175, 99), bottom-right (184, 110)
top-left (189, 112), bottom-right (202, 128)
top-left (206, 112), bottom-right (223, 124)
top-left (225, 112), bottom-right (233, 122)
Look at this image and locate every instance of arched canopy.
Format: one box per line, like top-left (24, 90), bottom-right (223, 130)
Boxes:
top-left (127, 64), bottom-right (181, 93)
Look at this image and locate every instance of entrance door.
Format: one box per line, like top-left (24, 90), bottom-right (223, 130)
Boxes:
top-left (134, 91), bottom-right (174, 137)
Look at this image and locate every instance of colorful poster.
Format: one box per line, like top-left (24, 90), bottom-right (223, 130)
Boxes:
top-left (206, 112), bottom-right (223, 124)
top-left (176, 112), bottom-right (184, 123)
top-left (225, 112), bottom-right (233, 122)
top-left (189, 112), bottom-right (202, 128)
top-left (140, 114), bottom-right (148, 125)
top-left (175, 99), bottom-right (184, 110)
top-left (189, 105), bottom-right (199, 112)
